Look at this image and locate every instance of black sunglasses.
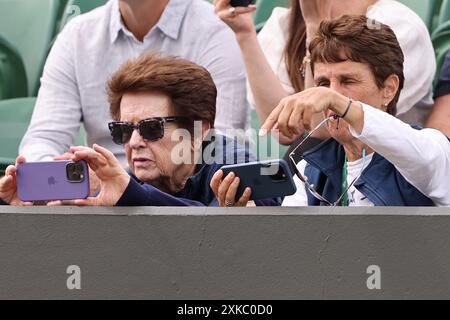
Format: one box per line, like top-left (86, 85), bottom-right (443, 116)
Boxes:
top-left (108, 117), bottom-right (189, 145)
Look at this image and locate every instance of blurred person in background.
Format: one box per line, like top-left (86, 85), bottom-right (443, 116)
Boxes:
top-left (426, 50), bottom-right (450, 137)
top-left (20, 0), bottom-right (248, 166)
top-left (214, 0), bottom-right (436, 146)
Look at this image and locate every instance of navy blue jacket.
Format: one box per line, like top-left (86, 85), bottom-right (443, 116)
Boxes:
top-left (303, 139), bottom-right (435, 206)
top-left (116, 135), bottom-right (281, 207)
top-left (1, 136), bottom-right (280, 207)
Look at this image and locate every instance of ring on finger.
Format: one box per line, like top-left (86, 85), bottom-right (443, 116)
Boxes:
top-left (225, 200), bottom-right (235, 207)
top-left (228, 7), bottom-right (236, 16)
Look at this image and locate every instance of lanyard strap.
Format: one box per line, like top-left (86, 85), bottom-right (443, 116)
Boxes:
top-left (341, 155), bottom-right (349, 207)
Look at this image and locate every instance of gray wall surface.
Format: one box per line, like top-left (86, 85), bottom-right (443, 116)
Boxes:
top-left (0, 206), bottom-right (450, 299)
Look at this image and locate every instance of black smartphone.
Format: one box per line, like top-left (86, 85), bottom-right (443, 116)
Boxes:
top-left (221, 159), bottom-right (297, 201)
top-left (230, 0), bottom-right (255, 7)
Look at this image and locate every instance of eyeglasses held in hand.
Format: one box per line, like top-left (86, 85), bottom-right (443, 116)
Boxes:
top-left (108, 117), bottom-right (188, 145)
top-left (288, 116), bottom-right (367, 206)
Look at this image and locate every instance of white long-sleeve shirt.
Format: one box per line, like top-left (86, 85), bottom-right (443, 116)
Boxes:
top-left (283, 104), bottom-right (450, 207)
top-left (19, 0), bottom-right (248, 164)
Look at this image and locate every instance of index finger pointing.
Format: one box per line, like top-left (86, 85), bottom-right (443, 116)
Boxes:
top-left (260, 103), bottom-right (284, 136)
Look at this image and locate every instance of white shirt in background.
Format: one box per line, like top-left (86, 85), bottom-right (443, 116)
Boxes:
top-left (248, 0), bottom-right (436, 125)
top-left (20, 0), bottom-right (248, 164)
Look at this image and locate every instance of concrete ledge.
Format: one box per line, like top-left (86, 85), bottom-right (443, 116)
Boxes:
top-left (0, 206), bottom-right (450, 299)
top-left (1, 205), bottom-right (449, 215)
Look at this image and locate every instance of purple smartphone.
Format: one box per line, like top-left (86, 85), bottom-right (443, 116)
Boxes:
top-left (16, 160), bottom-right (90, 202)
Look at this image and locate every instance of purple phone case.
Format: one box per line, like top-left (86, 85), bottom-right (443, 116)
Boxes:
top-left (17, 160), bottom-right (90, 202)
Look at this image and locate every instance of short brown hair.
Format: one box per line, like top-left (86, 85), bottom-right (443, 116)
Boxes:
top-left (108, 52), bottom-right (217, 127)
top-left (309, 15), bottom-right (404, 116)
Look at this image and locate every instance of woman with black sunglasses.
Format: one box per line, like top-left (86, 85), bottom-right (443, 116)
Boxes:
top-left (212, 15), bottom-right (450, 207)
top-left (0, 53), bottom-right (280, 207)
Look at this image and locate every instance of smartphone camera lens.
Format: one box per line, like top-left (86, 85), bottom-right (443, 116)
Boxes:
top-left (66, 162), bottom-right (84, 183)
top-left (269, 165), bottom-right (287, 182)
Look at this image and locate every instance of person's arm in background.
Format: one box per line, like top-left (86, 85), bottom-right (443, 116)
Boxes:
top-left (426, 51), bottom-right (450, 137)
top-left (19, 21), bottom-right (82, 161)
top-left (245, 8), bottom-right (296, 115)
top-left (197, 18), bottom-right (249, 132)
top-left (427, 95), bottom-right (450, 137)
top-left (214, 0), bottom-right (332, 143)
top-left (214, 0), bottom-right (303, 145)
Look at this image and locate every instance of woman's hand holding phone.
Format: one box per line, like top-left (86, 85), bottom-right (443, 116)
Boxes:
top-left (49, 144), bottom-right (130, 207)
top-left (212, 160), bottom-right (296, 206)
top-left (0, 156), bottom-right (33, 206)
top-left (214, 0), bottom-right (257, 36)
top-left (71, 144), bottom-right (130, 206)
top-left (210, 170), bottom-right (252, 207)
top-left (54, 152), bottom-right (101, 196)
